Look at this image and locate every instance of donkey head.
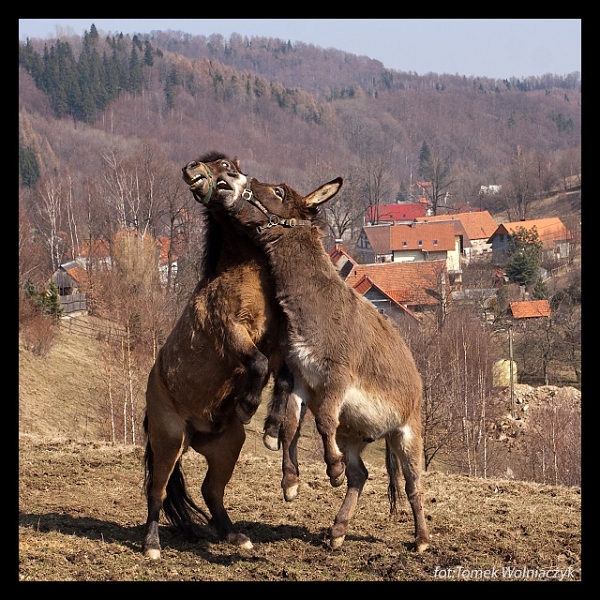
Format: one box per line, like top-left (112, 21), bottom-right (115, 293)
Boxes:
top-left (204, 175), bottom-right (343, 236)
top-left (182, 152), bottom-right (247, 207)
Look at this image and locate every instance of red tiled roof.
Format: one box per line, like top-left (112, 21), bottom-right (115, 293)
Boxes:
top-left (352, 275), bottom-right (422, 322)
top-left (366, 203), bottom-right (427, 223)
top-left (390, 222), bottom-right (456, 252)
top-left (416, 210), bottom-right (498, 241)
top-left (344, 260), bottom-right (448, 307)
top-left (510, 300), bottom-right (551, 319)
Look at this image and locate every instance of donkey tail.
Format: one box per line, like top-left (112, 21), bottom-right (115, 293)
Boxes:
top-left (163, 458), bottom-right (211, 539)
top-left (143, 415), bottom-right (210, 541)
top-left (385, 439), bottom-right (402, 515)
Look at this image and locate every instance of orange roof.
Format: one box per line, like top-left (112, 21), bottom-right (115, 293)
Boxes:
top-left (390, 222), bottom-right (456, 252)
top-left (352, 275), bottom-right (422, 322)
top-left (416, 210), bottom-right (498, 240)
top-left (491, 218), bottom-right (572, 249)
top-left (510, 300), bottom-right (551, 319)
top-left (77, 238), bottom-right (111, 258)
top-left (63, 263), bottom-right (88, 286)
top-left (345, 260), bottom-right (448, 307)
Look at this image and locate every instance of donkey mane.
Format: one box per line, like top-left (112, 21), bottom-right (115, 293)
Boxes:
top-left (196, 152), bottom-right (230, 281)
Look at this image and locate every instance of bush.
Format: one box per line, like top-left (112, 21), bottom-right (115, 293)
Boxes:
top-left (20, 314), bottom-right (58, 357)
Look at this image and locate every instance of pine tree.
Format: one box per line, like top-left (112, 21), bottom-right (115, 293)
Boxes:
top-left (418, 141), bottom-right (432, 179)
top-left (19, 145), bottom-right (40, 188)
top-left (505, 226), bottom-right (543, 287)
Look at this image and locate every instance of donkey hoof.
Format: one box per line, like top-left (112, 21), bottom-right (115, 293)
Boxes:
top-left (263, 433), bottom-right (280, 451)
top-left (329, 466), bottom-right (346, 488)
top-left (283, 483), bottom-right (298, 502)
top-left (225, 532), bottom-right (254, 550)
top-left (144, 548), bottom-right (161, 560)
top-left (235, 404), bottom-right (254, 425)
top-left (415, 539), bottom-right (430, 553)
top-left (330, 535), bottom-right (346, 550)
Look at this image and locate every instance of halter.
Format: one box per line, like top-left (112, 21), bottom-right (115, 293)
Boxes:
top-left (232, 178), bottom-right (313, 235)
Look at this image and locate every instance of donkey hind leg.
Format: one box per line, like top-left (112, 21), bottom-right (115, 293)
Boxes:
top-left (313, 387), bottom-right (346, 487)
top-left (280, 392), bottom-right (307, 502)
top-left (329, 438), bottom-right (369, 550)
top-left (263, 363), bottom-right (294, 451)
top-left (143, 420), bottom-right (186, 560)
top-left (191, 418), bottom-right (253, 549)
top-left (388, 426), bottom-right (431, 553)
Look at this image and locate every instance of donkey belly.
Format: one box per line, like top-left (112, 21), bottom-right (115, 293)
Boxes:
top-left (338, 385), bottom-right (401, 441)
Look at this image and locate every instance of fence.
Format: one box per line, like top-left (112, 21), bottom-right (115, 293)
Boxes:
top-left (59, 293), bottom-right (87, 314)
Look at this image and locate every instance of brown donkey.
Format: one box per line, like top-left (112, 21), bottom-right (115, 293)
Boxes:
top-left (143, 153), bottom-right (299, 559)
top-left (204, 175), bottom-right (431, 552)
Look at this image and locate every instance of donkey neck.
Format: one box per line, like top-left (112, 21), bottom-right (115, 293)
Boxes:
top-left (260, 225), bottom-right (346, 318)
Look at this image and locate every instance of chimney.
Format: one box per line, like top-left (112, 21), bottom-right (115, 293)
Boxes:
top-left (335, 238), bottom-right (344, 251)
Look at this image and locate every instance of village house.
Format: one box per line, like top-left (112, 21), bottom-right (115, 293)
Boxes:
top-left (488, 218), bottom-right (572, 265)
top-left (509, 299), bottom-right (551, 320)
top-left (329, 240), bottom-right (450, 321)
top-left (416, 210), bottom-right (499, 259)
top-left (356, 220), bottom-right (462, 284)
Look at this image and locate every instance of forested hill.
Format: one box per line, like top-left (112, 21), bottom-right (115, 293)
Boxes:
top-left (19, 24), bottom-right (581, 272)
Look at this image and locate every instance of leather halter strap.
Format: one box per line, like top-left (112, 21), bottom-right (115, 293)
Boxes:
top-left (239, 179), bottom-right (312, 234)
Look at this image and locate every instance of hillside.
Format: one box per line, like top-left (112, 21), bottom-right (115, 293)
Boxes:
top-left (19, 319), bottom-right (581, 580)
top-left (19, 434), bottom-right (580, 581)
top-left (19, 27), bottom-right (581, 216)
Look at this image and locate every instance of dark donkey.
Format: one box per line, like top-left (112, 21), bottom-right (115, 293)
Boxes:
top-left (204, 174), bottom-right (431, 552)
top-left (143, 153), bottom-right (300, 559)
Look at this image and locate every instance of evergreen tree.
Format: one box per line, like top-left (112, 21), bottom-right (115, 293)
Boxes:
top-left (505, 226), bottom-right (543, 287)
top-left (19, 145), bottom-right (41, 188)
top-left (532, 278), bottom-right (549, 300)
top-left (143, 41), bottom-right (154, 67)
top-left (418, 141), bottom-right (432, 179)
top-left (128, 46), bottom-right (143, 95)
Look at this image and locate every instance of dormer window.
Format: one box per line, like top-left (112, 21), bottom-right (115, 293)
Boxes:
top-left (433, 239), bottom-right (438, 246)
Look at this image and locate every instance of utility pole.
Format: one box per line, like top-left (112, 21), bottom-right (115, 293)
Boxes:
top-left (508, 327), bottom-right (515, 418)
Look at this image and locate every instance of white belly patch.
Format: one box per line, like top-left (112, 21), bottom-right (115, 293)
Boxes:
top-left (339, 385), bottom-right (400, 439)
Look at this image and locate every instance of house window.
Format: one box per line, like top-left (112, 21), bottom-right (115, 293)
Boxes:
top-left (402, 241), bottom-right (407, 247)
top-left (433, 239), bottom-right (438, 246)
top-left (418, 240), bottom-right (423, 246)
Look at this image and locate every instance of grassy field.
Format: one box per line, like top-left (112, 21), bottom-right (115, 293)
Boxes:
top-left (18, 317), bottom-right (582, 582)
top-left (18, 432), bottom-right (581, 582)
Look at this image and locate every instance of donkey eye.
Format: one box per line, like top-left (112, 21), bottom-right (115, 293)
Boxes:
top-left (221, 161), bottom-right (230, 169)
top-left (274, 187), bottom-right (285, 199)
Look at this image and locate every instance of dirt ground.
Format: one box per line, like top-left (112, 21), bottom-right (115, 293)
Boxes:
top-left (18, 433), bottom-right (581, 582)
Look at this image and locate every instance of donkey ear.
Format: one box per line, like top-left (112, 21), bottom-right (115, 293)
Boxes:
top-left (232, 157), bottom-right (242, 172)
top-left (304, 177), bottom-right (343, 208)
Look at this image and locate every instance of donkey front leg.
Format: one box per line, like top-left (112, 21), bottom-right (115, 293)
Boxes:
top-left (263, 363), bottom-right (294, 451)
top-left (226, 322), bottom-right (270, 425)
top-left (280, 391), bottom-right (307, 502)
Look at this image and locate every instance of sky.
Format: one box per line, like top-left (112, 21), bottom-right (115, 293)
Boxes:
top-left (18, 19), bottom-right (581, 80)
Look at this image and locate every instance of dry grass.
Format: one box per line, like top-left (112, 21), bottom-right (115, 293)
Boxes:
top-left (18, 319), bottom-right (582, 582)
top-left (18, 434), bottom-right (581, 582)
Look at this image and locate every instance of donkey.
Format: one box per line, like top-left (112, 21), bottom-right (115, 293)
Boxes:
top-left (204, 174), bottom-right (431, 552)
top-left (143, 153), bottom-right (301, 559)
